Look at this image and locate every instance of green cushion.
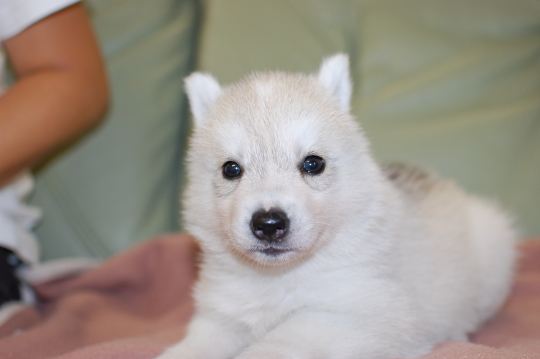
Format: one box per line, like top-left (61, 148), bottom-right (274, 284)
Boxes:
top-left (196, 0), bottom-right (540, 237)
top-left (31, 0), bottom-right (198, 260)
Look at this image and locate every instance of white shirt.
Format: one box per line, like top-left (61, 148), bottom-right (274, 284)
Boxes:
top-left (0, 0), bottom-right (80, 264)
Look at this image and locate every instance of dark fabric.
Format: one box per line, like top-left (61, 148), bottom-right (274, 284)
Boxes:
top-left (0, 247), bottom-right (21, 305)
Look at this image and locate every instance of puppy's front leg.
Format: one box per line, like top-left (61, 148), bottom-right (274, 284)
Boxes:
top-left (155, 314), bottom-right (250, 359)
top-left (235, 311), bottom-right (422, 359)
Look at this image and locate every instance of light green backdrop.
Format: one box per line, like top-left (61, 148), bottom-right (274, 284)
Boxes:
top-left (31, 0), bottom-right (538, 262)
top-left (31, 0), bottom-right (199, 259)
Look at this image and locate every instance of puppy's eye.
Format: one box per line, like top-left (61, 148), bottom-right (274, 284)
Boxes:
top-left (301, 155), bottom-right (325, 175)
top-left (222, 161), bottom-right (242, 179)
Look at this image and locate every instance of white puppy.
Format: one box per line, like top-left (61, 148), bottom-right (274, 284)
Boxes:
top-left (157, 54), bottom-right (516, 359)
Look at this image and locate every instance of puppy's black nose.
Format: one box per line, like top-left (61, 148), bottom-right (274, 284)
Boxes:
top-left (250, 209), bottom-right (289, 243)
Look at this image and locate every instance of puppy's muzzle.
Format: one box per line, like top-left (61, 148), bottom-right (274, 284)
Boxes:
top-left (250, 209), bottom-right (289, 244)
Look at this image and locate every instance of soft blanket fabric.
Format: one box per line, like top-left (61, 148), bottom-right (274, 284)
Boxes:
top-left (0, 234), bottom-right (538, 359)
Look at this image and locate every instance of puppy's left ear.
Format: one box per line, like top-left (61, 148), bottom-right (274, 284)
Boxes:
top-left (317, 53), bottom-right (352, 112)
top-left (184, 72), bottom-right (223, 127)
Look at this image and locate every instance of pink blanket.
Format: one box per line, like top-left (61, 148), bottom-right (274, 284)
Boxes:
top-left (0, 233), bottom-right (538, 358)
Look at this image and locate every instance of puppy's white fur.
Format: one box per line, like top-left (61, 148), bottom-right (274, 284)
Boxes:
top-left (157, 54), bottom-right (516, 359)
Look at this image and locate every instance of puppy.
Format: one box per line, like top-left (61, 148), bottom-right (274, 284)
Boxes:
top-left (156, 54), bottom-right (516, 359)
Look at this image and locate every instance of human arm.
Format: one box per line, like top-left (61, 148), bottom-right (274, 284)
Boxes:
top-left (0, 2), bottom-right (108, 187)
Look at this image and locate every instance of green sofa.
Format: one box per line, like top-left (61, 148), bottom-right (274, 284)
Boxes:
top-left (31, 0), bottom-right (540, 260)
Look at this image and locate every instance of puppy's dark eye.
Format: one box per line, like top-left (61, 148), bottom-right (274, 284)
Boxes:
top-left (222, 161), bottom-right (242, 179)
top-left (301, 155), bottom-right (325, 175)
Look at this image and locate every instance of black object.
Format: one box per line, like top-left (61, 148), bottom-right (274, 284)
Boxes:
top-left (250, 209), bottom-right (290, 243)
top-left (0, 247), bottom-right (22, 305)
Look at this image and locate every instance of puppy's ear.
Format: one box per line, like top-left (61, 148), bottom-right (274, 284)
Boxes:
top-left (184, 72), bottom-right (222, 127)
top-left (317, 53), bottom-right (352, 112)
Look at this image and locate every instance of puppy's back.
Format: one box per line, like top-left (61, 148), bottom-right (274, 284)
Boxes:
top-left (383, 163), bottom-right (516, 339)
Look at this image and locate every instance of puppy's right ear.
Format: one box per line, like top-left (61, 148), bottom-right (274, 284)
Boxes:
top-left (184, 72), bottom-right (222, 127)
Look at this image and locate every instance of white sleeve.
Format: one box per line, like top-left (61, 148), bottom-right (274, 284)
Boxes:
top-left (0, 0), bottom-right (81, 41)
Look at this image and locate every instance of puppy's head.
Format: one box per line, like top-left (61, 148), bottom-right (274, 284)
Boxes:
top-left (183, 54), bottom-right (381, 267)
